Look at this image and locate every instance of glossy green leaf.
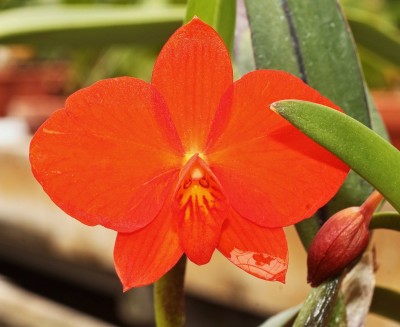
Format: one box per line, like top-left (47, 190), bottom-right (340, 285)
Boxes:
top-left (184, 0), bottom-right (236, 52)
top-left (271, 100), bottom-right (400, 213)
top-left (0, 5), bottom-right (184, 46)
top-left (370, 212), bottom-right (400, 231)
top-left (370, 286), bottom-right (400, 322)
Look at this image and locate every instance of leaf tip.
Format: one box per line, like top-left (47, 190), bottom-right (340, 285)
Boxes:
top-left (269, 101), bottom-right (282, 114)
top-left (270, 100), bottom-right (294, 115)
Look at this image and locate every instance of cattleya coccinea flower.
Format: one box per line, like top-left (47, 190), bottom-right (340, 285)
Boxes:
top-left (30, 18), bottom-right (349, 290)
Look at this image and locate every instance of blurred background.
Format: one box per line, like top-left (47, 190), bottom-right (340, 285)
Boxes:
top-left (0, 0), bottom-right (399, 326)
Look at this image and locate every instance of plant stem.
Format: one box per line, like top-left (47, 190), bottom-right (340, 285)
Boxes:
top-left (295, 215), bottom-right (320, 251)
top-left (369, 212), bottom-right (400, 231)
top-left (293, 277), bottom-right (343, 327)
top-left (154, 255), bottom-right (187, 327)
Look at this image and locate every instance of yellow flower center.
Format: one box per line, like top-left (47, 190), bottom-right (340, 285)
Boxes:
top-left (174, 154), bottom-right (226, 223)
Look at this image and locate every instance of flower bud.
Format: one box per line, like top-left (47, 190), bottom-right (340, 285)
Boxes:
top-left (307, 191), bottom-right (383, 287)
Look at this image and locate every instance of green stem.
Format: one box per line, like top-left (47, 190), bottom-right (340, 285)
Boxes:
top-left (154, 256), bottom-right (187, 327)
top-left (328, 294), bottom-right (347, 327)
top-left (294, 278), bottom-right (343, 327)
top-left (369, 212), bottom-right (400, 231)
top-left (295, 215), bottom-right (320, 251)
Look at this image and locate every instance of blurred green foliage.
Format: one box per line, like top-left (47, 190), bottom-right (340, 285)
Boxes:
top-left (342, 0), bottom-right (400, 27)
top-left (0, 0), bottom-right (183, 92)
top-left (0, 0), bottom-right (399, 90)
top-left (69, 46), bottom-right (157, 90)
top-left (0, 0), bottom-right (185, 8)
top-left (341, 0), bottom-right (400, 88)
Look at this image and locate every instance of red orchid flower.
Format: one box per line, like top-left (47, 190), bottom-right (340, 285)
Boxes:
top-left (29, 18), bottom-right (349, 290)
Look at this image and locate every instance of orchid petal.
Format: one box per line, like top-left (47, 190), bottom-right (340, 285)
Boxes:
top-left (114, 196), bottom-right (183, 290)
top-left (152, 17), bottom-right (233, 153)
top-left (206, 70), bottom-right (349, 228)
top-left (218, 209), bottom-right (288, 282)
top-left (30, 77), bottom-right (183, 232)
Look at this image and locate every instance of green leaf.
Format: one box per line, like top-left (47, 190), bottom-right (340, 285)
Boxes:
top-left (370, 212), bottom-right (400, 231)
top-left (244, 1), bottom-right (300, 76)
top-left (245, 0), bottom-right (371, 126)
top-left (271, 100), bottom-right (400, 213)
top-left (370, 286), bottom-right (400, 322)
top-left (0, 5), bottom-right (184, 46)
top-left (326, 86), bottom-right (388, 216)
top-left (245, 0), bottom-right (379, 221)
top-left (184, 0), bottom-right (236, 52)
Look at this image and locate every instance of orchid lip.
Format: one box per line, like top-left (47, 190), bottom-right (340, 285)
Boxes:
top-left (173, 152), bottom-right (229, 264)
top-left (174, 153), bottom-right (226, 214)
top-left (175, 153), bottom-right (224, 201)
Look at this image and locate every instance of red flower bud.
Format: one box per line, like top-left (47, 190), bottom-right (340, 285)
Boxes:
top-left (307, 191), bottom-right (383, 287)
